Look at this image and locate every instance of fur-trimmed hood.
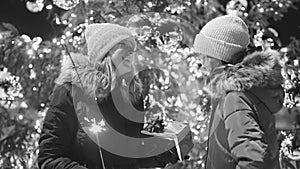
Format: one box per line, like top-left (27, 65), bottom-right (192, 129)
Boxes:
top-left (208, 49), bottom-right (283, 95)
top-left (55, 53), bottom-right (143, 105)
top-left (55, 53), bottom-right (110, 99)
top-left (207, 49), bottom-right (284, 113)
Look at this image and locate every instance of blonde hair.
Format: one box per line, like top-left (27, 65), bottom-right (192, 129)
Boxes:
top-left (55, 37), bottom-right (142, 104)
top-left (94, 54), bottom-right (116, 100)
top-left (95, 38), bottom-right (141, 101)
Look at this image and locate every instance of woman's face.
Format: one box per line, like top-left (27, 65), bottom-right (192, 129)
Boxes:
top-left (110, 43), bottom-right (135, 77)
top-left (201, 55), bottom-right (222, 74)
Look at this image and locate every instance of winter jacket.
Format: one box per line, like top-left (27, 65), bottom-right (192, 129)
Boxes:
top-left (38, 53), bottom-right (179, 169)
top-left (205, 50), bottom-right (284, 169)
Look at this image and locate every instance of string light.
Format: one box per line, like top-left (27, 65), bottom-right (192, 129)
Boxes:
top-left (27, 49), bottom-right (34, 55)
top-left (52, 38), bottom-right (57, 43)
top-left (2, 0), bottom-right (300, 168)
top-left (259, 8), bottom-right (264, 12)
top-left (46, 5), bottom-right (53, 10)
top-left (71, 13), bottom-right (77, 17)
top-left (18, 115), bottom-right (24, 120)
top-left (55, 17), bottom-right (61, 24)
top-left (53, 0), bottom-right (80, 10)
top-left (62, 20), bottom-right (68, 25)
top-left (65, 31), bottom-right (72, 37)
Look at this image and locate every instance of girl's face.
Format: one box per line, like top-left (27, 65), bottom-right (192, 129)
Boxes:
top-left (201, 55), bottom-right (222, 74)
top-left (110, 43), bottom-right (135, 77)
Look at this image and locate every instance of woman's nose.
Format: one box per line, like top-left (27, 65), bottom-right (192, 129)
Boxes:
top-left (125, 55), bottom-right (134, 63)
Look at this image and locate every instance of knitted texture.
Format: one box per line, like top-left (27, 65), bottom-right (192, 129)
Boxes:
top-left (193, 15), bottom-right (250, 63)
top-left (85, 23), bottom-right (136, 63)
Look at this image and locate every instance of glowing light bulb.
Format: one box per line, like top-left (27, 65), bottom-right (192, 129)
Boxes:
top-left (66, 31), bottom-right (72, 37)
top-left (18, 115), bottom-right (24, 120)
top-left (259, 8), bottom-right (264, 12)
top-left (46, 5), bottom-right (53, 10)
top-left (62, 20), bottom-right (68, 25)
top-left (27, 49), bottom-right (34, 55)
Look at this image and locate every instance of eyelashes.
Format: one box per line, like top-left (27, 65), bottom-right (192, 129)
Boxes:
top-left (128, 51), bottom-right (134, 55)
top-left (122, 51), bottom-right (134, 61)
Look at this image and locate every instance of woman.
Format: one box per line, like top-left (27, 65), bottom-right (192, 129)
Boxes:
top-left (38, 23), bottom-right (177, 169)
top-left (193, 15), bottom-right (283, 169)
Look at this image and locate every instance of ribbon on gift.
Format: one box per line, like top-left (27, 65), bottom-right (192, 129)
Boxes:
top-left (173, 135), bottom-right (183, 161)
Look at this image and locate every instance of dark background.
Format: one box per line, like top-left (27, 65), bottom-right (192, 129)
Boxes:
top-left (0, 0), bottom-right (299, 46)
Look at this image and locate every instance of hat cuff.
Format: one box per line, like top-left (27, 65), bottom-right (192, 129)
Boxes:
top-left (193, 33), bottom-right (247, 63)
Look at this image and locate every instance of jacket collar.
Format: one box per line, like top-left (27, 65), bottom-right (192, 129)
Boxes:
top-left (207, 49), bottom-right (283, 98)
top-left (55, 53), bottom-right (104, 99)
top-left (207, 49), bottom-right (284, 113)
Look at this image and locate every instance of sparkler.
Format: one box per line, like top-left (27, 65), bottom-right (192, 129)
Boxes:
top-left (88, 118), bottom-right (106, 134)
top-left (88, 118), bottom-right (107, 169)
top-left (65, 45), bottom-right (107, 169)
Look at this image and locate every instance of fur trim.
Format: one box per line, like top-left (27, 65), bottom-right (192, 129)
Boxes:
top-left (55, 53), bottom-right (109, 98)
top-left (207, 49), bottom-right (283, 98)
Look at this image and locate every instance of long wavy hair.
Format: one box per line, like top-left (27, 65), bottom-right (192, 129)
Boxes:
top-left (94, 53), bottom-right (115, 100)
top-left (95, 40), bottom-right (144, 108)
top-left (55, 39), bottom-right (144, 108)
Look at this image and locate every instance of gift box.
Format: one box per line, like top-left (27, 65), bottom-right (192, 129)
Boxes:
top-left (140, 121), bottom-right (194, 161)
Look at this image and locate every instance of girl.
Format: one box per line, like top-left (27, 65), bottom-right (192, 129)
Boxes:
top-left (38, 23), bottom-right (178, 169)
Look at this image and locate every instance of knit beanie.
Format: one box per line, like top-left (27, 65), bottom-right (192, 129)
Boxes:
top-left (85, 23), bottom-right (136, 63)
top-left (193, 15), bottom-right (250, 63)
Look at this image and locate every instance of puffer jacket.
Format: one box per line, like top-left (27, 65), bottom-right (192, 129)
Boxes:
top-left (205, 50), bottom-right (284, 169)
top-left (38, 53), bottom-right (178, 169)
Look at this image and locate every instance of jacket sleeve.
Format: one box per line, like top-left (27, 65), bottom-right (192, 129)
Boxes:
top-left (38, 84), bottom-right (87, 169)
top-left (223, 92), bottom-right (270, 169)
top-left (136, 139), bottom-right (178, 168)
